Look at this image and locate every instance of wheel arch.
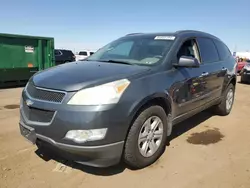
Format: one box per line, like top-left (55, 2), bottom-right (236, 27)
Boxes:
top-left (222, 75), bottom-right (237, 95)
top-left (230, 76), bottom-right (237, 86)
top-left (129, 93), bottom-right (172, 120)
top-left (125, 92), bottom-right (173, 140)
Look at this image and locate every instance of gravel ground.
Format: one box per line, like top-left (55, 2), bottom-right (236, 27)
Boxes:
top-left (1, 80), bottom-right (250, 188)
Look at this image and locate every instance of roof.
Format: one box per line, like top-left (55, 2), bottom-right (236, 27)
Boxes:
top-left (125, 30), bottom-right (220, 40)
top-left (55, 49), bottom-right (73, 52)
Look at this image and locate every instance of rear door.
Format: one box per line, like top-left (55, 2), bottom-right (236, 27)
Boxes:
top-left (213, 39), bottom-right (236, 94)
top-left (196, 37), bottom-right (224, 103)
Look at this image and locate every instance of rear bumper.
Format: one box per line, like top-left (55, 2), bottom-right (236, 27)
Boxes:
top-left (241, 72), bottom-right (250, 82)
top-left (20, 122), bottom-right (124, 167)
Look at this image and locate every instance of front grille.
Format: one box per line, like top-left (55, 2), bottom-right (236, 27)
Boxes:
top-left (22, 101), bottom-right (55, 123)
top-left (26, 82), bottom-right (65, 103)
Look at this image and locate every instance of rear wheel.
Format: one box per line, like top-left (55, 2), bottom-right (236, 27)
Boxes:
top-left (213, 83), bottom-right (235, 116)
top-left (124, 105), bottom-right (168, 169)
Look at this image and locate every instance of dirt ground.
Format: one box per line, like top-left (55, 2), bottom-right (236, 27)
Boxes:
top-left (1, 79), bottom-right (250, 188)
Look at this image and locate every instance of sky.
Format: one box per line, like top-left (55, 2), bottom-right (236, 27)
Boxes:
top-left (0, 0), bottom-right (249, 52)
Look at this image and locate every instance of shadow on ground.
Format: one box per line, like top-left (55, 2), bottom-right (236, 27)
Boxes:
top-left (237, 81), bottom-right (249, 85)
top-left (169, 110), bottom-right (214, 142)
top-left (35, 147), bottom-right (126, 176)
top-left (35, 110), bottom-right (214, 176)
top-left (0, 80), bottom-right (26, 90)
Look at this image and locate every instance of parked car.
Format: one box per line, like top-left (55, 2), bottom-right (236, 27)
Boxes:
top-left (54, 49), bottom-right (75, 65)
top-left (19, 30), bottom-right (236, 169)
top-left (236, 59), bottom-right (248, 73)
top-left (75, 50), bottom-right (95, 61)
top-left (240, 63), bottom-right (250, 83)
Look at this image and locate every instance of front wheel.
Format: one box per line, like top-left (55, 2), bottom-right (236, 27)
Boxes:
top-left (124, 105), bottom-right (168, 169)
top-left (213, 83), bottom-right (235, 116)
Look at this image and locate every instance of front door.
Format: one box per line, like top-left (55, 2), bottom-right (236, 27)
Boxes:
top-left (172, 39), bottom-right (208, 117)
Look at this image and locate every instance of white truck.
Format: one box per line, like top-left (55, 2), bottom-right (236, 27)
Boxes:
top-left (233, 52), bottom-right (250, 59)
top-left (75, 50), bottom-right (95, 61)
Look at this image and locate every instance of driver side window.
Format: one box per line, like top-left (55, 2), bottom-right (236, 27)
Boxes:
top-left (177, 39), bottom-right (201, 62)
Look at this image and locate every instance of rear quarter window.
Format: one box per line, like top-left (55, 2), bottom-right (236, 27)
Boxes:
top-left (64, 50), bottom-right (74, 56)
top-left (197, 38), bottom-right (220, 63)
top-left (54, 50), bottom-right (62, 56)
top-left (213, 40), bottom-right (232, 60)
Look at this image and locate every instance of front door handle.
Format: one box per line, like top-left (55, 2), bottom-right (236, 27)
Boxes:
top-left (222, 67), bottom-right (227, 71)
top-left (201, 72), bottom-right (209, 76)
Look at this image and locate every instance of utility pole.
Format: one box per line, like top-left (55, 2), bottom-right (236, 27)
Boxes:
top-left (234, 44), bottom-right (237, 52)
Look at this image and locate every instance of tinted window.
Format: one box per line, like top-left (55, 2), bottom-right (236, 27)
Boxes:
top-left (197, 38), bottom-right (219, 63)
top-left (90, 52), bottom-right (94, 55)
top-left (177, 39), bottom-right (200, 61)
top-left (65, 50), bottom-right (74, 56)
top-left (213, 40), bottom-right (232, 60)
top-left (87, 36), bottom-right (174, 66)
top-left (54, 50), bottom-right (62, 56)
top-left (79, 51), bottom-right (88, 56)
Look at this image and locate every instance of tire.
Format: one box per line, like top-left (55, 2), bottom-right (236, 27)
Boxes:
top-left (213, 83), bottom-right (235, 116)
top-left (124, 105), bottom-right (168, 169)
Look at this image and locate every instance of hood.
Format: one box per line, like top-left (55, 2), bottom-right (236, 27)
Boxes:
top-left (32, 61), bottom-right (150, 91)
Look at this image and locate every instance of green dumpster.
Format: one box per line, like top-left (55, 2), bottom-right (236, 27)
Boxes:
top-left (0, 33), bottom-right (55, 87)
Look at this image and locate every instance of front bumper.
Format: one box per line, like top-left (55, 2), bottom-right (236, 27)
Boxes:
top-left (19, 86), bottom-right (133, 167)
top-left (20, 88), bottom-right (131, 146)
top-left (20, 122), bottom-right (124, 167)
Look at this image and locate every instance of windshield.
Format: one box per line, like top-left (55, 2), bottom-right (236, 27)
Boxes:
top-left (87, 35), bottom-right (174, 66)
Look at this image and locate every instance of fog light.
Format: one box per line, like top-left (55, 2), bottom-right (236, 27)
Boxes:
top-left (65, 128), bottom-right (107, 143)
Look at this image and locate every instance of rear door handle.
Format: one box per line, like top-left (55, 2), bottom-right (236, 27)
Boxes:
top-left (200, 72), bottom-right (209, 76)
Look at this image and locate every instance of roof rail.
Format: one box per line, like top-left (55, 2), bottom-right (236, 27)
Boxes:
top-left (126, 33), bottom-right (143, 36)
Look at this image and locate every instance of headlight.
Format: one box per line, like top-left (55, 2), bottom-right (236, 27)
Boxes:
top-left (68, 79), bottom-right (130, 105)
top-left (65, 128), bottom-right (107, 143)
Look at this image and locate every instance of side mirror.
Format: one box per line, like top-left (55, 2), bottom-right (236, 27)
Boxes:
top-left (174, 56), bottom-right (200, 68)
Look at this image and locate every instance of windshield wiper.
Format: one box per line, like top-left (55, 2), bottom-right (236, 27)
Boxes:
top-left (99, 59), bottom-right (133, 65)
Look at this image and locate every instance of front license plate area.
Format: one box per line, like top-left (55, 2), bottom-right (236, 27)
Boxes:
top-left (19, 123), bottom-right (37, 144)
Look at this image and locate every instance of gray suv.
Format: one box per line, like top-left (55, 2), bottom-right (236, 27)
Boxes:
top-left (19, 30), bottom-right (236, 169)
